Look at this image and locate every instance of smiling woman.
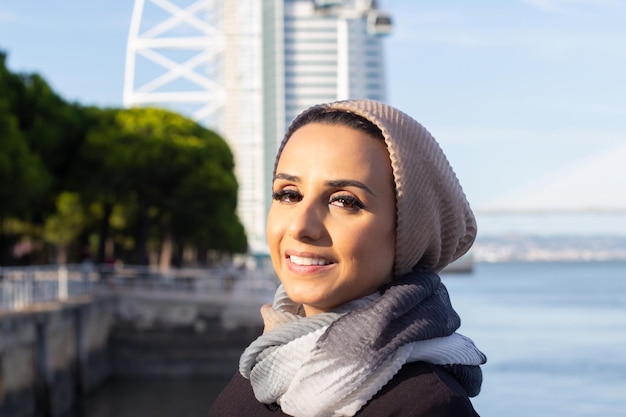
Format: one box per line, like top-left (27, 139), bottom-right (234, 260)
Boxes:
top-left (268, 122), bottom-right (396, 316)
top-left (208, 99), bottom-right (487, 417)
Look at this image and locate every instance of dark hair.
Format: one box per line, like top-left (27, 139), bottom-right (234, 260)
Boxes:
top-left (286, 107), bottom-right (385, 142)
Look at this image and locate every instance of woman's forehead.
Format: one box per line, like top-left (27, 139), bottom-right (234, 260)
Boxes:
top-left (280, 123), bottom-right (389, 164)
top-left (276, 123), bottom-right (393, 189)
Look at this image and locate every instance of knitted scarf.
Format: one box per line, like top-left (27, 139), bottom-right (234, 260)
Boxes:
top-left (239, 271), bottom-right (486, 417)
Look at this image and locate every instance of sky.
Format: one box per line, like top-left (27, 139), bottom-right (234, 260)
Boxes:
top-left (1, 0), bottom-right (625, 235)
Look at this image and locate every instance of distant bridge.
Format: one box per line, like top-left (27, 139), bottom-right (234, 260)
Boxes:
top-left (474, 207), bottom-right (626, 216)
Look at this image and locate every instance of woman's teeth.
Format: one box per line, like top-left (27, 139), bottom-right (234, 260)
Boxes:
top-left (289, 255), bottom-right (330, 266)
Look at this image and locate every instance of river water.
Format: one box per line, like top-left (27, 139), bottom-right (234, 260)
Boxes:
top-left (84, 261), bottom-right (626, 417)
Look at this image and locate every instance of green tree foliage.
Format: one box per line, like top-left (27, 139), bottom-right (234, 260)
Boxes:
top-left (0, 52), bottom-right (53, 264)
top-left (42, 192), bottom-right (85, 264)
top-left (0, 105), bottom-right (51, 218)
top-left (14, 74), bottom-right (86, 183)
top-left (1, 51), bottom-right (85, 190)
top-left (0, 53), bottom-right (51, 216)
top-left (0, 50), bottom-right (247, 266)
top-left (104, 107), bottom-right (247, 265)
top-left (71, 106), bottom-right (249, 265)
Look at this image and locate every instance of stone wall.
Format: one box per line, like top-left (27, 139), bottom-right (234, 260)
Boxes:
top-left (110, 292), bottom-right (264, 378)
top-left (0, 297), bottom-right (115, 417)
top-left (0, 289), bottom-right (266, 417)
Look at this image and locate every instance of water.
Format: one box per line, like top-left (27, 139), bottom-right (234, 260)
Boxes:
top-left (447, 261), bottom-right (626, 417)
top-left (84, 261), bottom-right (626, 417)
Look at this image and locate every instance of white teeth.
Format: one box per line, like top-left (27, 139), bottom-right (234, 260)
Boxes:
top-left (290, 255), bottom-right (330, 266)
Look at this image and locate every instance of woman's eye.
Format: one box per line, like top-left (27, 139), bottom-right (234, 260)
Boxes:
top-left (272, 189), bottom-right (302, 203)
top-left (330, 195), bottom-right (364, 210)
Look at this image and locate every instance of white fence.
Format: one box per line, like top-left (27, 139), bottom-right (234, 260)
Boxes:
top-left (0, 264), bottom-right (278, 313)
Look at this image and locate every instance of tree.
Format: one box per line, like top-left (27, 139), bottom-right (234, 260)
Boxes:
top-left (67, 107), bottom-right (129, 263)
top-left (0, 52), bottom-right (53, 263)
top-left (1, 50), bottom-right (247, 266)
top-left (1, 50), bottom-right (86, 190)
top-left (14, 73), bottom-right (86, 183)
top-left (42, 192), bottom-right (85, 264)
top-left (76, 107), bottom-right (247, 266)
top-left (0, 109), bottom-right (51, 218)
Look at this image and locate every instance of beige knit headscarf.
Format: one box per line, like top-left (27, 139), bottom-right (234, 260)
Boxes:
top-left (275, 99), bottom-right (476, 276)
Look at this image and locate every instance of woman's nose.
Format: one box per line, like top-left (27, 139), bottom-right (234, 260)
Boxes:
top-left (287, 198), bottom-right (324, 241)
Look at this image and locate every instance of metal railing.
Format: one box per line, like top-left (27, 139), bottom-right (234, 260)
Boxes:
top-left (0, 264), bottom-right (278, 313)
top-left (0, 264), bottom-right (97, 311)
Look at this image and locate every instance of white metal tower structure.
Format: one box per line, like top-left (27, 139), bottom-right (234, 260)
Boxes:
top-left (124, 0), bottom-right (226, 127)
top-left (124, 0), bottom-right (392, 253)
top-left (124, 0), bottom-right (267, 251)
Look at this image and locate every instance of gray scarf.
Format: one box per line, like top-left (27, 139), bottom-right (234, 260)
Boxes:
top-left (240, 271), bottom-right (486, 417)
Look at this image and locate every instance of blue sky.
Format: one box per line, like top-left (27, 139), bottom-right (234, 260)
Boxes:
top-left (1, 0), bottom-right (625, 235)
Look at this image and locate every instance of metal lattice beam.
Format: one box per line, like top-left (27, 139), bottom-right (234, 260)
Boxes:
top-left (123, 0), bottom-right (225, 128)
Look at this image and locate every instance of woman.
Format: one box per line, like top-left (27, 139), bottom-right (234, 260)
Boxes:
top-left (208, 99), bottom-right (486, 416)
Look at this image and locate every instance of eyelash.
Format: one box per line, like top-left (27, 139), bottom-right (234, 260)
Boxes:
top-left (272, 190), bottom-right (364, 211)
top-left (272, 189), bottom-right (301, 203)
top-left (330, 195), bottom-right (364, 210)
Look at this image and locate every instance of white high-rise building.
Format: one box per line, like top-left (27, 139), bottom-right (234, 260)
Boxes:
top-left (281, 0), bottom-right (389, 125)
top-left (124, 0), bottom-right (392, 252)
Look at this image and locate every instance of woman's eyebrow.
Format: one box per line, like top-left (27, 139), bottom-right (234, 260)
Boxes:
top-left (274, 173), bottom-right (300, 182)
top-left (326, 179), bottom-right (375, 196)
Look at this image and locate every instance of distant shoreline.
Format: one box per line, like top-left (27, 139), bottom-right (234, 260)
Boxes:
top-left (473, 235), bottom-right (626, 263)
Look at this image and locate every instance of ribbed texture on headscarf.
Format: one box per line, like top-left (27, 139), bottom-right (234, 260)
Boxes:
top-left (275, 99), bottom-right (476, 275)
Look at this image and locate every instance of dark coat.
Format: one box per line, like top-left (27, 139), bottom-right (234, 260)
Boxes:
top-left (207, 361), bottom-right (480, 416)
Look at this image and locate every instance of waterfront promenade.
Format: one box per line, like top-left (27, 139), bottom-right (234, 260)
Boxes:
top-left (0, 263), bottom-right (277, 417)
top-left (0, 263), bottom-right (276, 312)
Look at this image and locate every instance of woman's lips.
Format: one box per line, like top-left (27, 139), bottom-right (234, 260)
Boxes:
top-left (284, 251), bottom-right (334, 273)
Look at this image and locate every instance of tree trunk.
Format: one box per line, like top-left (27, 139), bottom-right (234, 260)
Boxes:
top-left (97, 202), bottom-right (113, 264)
top-left (105, 237), bottom-right (115, 263)
top-left (136, 203), bottom-right (150, 265)
top-left (172, 235), bottom-right (184, 268)
top-left (57, 245), bottom-right (68, 265)
top-left (196, 243), bottom-right (208, 266)
top-left (0, 213), bottom-right (8, 265)
top-left (159, 230), bottom-right (173, 272)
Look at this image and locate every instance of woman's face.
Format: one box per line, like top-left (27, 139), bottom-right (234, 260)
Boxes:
top-left (267, 122), bottom-right (396, 316)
